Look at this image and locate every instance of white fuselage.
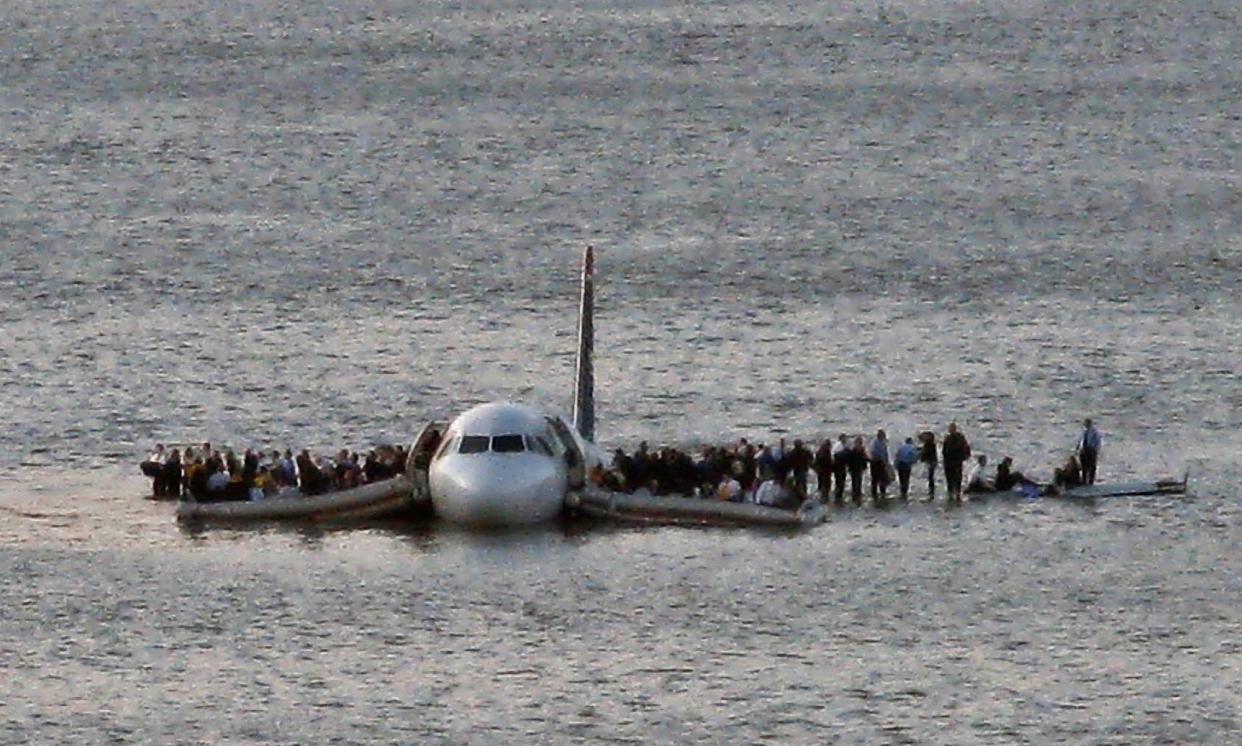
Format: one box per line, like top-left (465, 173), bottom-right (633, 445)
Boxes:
top-left (427, 402), bottom-right (600, 526)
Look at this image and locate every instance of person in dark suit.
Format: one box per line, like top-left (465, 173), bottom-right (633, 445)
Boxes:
top-left (846, 436), bottom-right (869, 505)
top-left (814, 439), bottom-right (834, 502)
top-left (162, 449), bottom-right (182, 498)
top-left (918, 431), bottom-right (938, 500)
top-left (788, 439), bottom-right (813, 498)
top-left (941, 423), bottom-right (972, 502)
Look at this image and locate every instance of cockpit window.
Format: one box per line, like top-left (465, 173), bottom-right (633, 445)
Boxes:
top-left (526, 435), bottom-right (554, 457)
top-left (491, 434), bottom-right (526, 453)
top-left (433, 435), bottom-right (458, 462)
top-left (458, 435), bottom-right (490, 454)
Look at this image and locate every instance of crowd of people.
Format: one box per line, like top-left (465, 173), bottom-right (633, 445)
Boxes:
top-left (599, 419), bottom-right (1103, 507)
top-left (141, 420), bottom-right (1103, 509)
top-left (141, 440), bottom-right (418, 502)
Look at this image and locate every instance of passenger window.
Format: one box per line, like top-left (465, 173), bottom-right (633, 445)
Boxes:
top-left (492, 434), bottom-right (525, 453)
top-left (459, 436), bottom-right (490, 454)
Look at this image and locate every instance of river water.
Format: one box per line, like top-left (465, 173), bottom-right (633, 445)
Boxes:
top-left (1, 0), bottom-right (1239, 742)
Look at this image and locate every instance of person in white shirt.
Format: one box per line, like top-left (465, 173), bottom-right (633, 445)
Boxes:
top-left (756, 477), bottom-right (801, 509)
top-left (716, 476), bottom-right (742, 502)
top-left (966, 454), bottom-right (994, 493)
top-left (830, 434), bottom-right (850, 503)
top-left (141, 444), bottom-right (167, 496)
top-left (754, 478), bottom-right (784, 507)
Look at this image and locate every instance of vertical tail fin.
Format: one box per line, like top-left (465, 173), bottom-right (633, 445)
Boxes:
top-left (572, 245), bottom-right (595, 442)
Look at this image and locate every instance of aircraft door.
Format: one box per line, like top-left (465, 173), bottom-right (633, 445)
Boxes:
top-left (546, 417), bottom-right (586, 488)
top-left (407, 421), bottom-right (446, 479)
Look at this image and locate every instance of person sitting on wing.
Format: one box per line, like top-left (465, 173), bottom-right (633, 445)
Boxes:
top-left (753, 477), bottom-right (787, 507)
top-left (1054, 454), bottom-right (1083, 489)
top-left (994, 456), bottom-right (1027, 492)
top-left (716, 475), bottom-right (742, 502)
top-left (966, 454), bottom-right (994, 493)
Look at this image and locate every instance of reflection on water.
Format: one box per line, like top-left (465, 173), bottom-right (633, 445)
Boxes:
top-left (2, 485), bottom-right (1237, 743)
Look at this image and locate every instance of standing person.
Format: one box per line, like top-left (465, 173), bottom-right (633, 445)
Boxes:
top-left (224, 450), bottom-right (241, 481)
top-left (632, 441), bottom-right (652, 492)
top-left (268, 450), bottom-right (286, 480)
top-left (611, 448), bottom-right (634, 491)
top-left (281, 449), bottom-right (297, 486)
top-left (297, 449), bottom-right (323, 496)
top-left (941, 423), bottom-right (972, 502)
top-left (847, 436), bottom-right (869, 505)
top-left (814, 438), bottom-right (834, 502)
top-left (788, 439), bottom-right (812, 498)
top-left (831, 434), bottom-right (850, 504)
top-left (185, 455), bottom-right (208, 501)
top-left (869, 429), bottom-right (891, 500)
top-left (162, 449), bottom-right (182, 498)
top-left (141, 444), bottom-right (167, 496)
top-left (772, 437), bottom-right (787, 465)
top-left (1078, 418), bottom-right (1102, 485)
top-left (894, 437), bottom-right (919, 500)
top-left (738, 442), bottom-right (757, 493)
top-left (757, 445), bottom-right (777, 484)
top-left (181, 446), bottom-right (196, 495)
top-left (242, 448), bottom-right (259, 489)
top-left (918, 431), bottom-right (938, 500)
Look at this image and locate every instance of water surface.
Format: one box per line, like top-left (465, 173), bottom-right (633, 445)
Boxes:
top-left (1, 0), bottom-right (1239, 741)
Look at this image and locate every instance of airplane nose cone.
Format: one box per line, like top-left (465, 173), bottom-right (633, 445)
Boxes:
top-left (431, 455), bottom-right (564, 526)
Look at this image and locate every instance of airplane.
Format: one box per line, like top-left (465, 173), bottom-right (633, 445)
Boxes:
top-left (172, 247), bottom-right (829, 528)
top-left (425, 246), bottom-right (606, 525)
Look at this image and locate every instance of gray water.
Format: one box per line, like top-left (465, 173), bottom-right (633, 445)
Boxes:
top-left (1, 0), bottom-right (1240, 742)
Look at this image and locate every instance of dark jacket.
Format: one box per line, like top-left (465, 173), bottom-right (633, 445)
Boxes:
top-left (788, 445), bottom-right (813, 476)
top-left (814, 443), bottom-right (834, 473)
top-left (942, 432), bottom-right (971, 465)
top-left (844, 446), bottom-right (869, 473)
